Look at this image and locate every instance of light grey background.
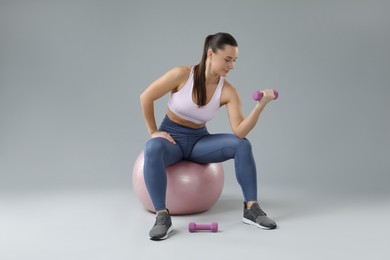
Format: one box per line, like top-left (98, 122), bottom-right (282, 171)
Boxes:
top-left (1, 1), bottom-right (389, 259)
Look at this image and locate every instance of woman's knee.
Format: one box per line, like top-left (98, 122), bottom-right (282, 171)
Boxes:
top-left (228, 136), bottom-right (252, 150)
top-left (239, 138), bottom-right (252, 150)
top-left (144, 138), bottom-right (167, 157)
top-left (220, 136), bottom-right (252, 157)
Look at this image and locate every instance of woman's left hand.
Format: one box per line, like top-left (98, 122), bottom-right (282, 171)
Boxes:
top-left (258, 89), bottom-right (276, 105)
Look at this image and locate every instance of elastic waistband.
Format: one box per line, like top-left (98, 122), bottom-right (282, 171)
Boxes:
top-left (159, 115), bottom-right (208, 135)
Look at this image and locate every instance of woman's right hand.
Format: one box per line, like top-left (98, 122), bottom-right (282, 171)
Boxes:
top-left (151, 131), bottom-right (176, 144)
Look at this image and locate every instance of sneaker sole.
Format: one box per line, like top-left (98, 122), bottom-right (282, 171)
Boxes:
top-left (242, 218), bottom-right (275, 230)
top-left (149, 226), bottom-right (173, 240)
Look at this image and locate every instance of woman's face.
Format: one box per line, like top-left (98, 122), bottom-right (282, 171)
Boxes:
top-left (209, 45), bottom-right (238, 77)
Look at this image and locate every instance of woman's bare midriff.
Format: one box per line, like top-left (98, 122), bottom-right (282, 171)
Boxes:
top-left (166, 108), bottom-right (206, 129)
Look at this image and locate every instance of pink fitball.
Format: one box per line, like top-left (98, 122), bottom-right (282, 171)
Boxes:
top-left (132, 151), bottom-right (224, 215)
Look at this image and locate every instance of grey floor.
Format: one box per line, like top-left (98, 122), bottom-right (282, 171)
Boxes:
top-left (1, 185), bottom-right (390, 260)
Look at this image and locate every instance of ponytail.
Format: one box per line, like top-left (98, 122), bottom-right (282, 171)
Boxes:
top-left (193, 35), bottom-right (213, 107)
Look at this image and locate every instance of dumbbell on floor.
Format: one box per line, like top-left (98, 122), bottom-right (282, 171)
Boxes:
top-left (188, 222), bottom-right (218, 233)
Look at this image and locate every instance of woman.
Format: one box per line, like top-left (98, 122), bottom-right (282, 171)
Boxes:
top-left (140, 32), bottom-right (277, 240)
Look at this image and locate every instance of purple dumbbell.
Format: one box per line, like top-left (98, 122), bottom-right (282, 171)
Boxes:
top-left (188, 222), bottom-right (218, 233)
top-left (252, 90), bottom-right (279, 101)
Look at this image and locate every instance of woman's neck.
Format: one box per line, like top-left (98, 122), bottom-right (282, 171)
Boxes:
top-left (205, 65), bottom-right (220, 85)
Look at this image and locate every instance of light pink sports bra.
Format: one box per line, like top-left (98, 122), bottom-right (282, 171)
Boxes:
top-left (168, 66), bottom-right (224, 124)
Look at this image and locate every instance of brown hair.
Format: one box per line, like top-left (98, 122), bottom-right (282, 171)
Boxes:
top-left (193, 32), bottom-right (238, 106)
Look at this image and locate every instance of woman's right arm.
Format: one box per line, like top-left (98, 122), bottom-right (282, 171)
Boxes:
top-left (140, 66), bottom-right (187, 142)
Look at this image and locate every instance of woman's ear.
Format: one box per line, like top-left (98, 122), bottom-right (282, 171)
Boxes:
top-left (207, 48), bottom-right (213, 59)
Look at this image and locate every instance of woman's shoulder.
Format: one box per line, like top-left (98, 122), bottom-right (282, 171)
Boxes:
top-left (221, 79), bottom-right (239, 105)
top-left (164, 65), bottom-right (192, 82)
top-left (222, 79), bottom-right (236, 93)
top-left (163, 66), bottom-right (192, 92)
top-left (170, 65), bottom-right (192, 76)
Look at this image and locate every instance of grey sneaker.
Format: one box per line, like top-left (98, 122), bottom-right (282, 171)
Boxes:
top-left (243, 202), bottom-right (277, 229)
top-left (149, 211), bottom-right (173, 240)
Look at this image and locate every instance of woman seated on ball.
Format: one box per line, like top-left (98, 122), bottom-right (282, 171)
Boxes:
top-left (140, 32), bottom-right (277, 240)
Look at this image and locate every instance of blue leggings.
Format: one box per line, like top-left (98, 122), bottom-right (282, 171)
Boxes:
top-left (143, 115), bottom-right (258, 211)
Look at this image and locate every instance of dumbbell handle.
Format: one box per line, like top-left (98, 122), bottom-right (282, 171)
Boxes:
top-left (195, 224), bottom-right (212, 230)
top-left (252, 90), bottom-right (279, 101)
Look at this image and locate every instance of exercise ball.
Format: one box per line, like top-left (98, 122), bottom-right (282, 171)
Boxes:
top-left (132, 151), bottom-right (224, 215)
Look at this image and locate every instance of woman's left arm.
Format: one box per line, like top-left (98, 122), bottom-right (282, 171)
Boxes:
top-left (222, 83), bottom-right (275, 139)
